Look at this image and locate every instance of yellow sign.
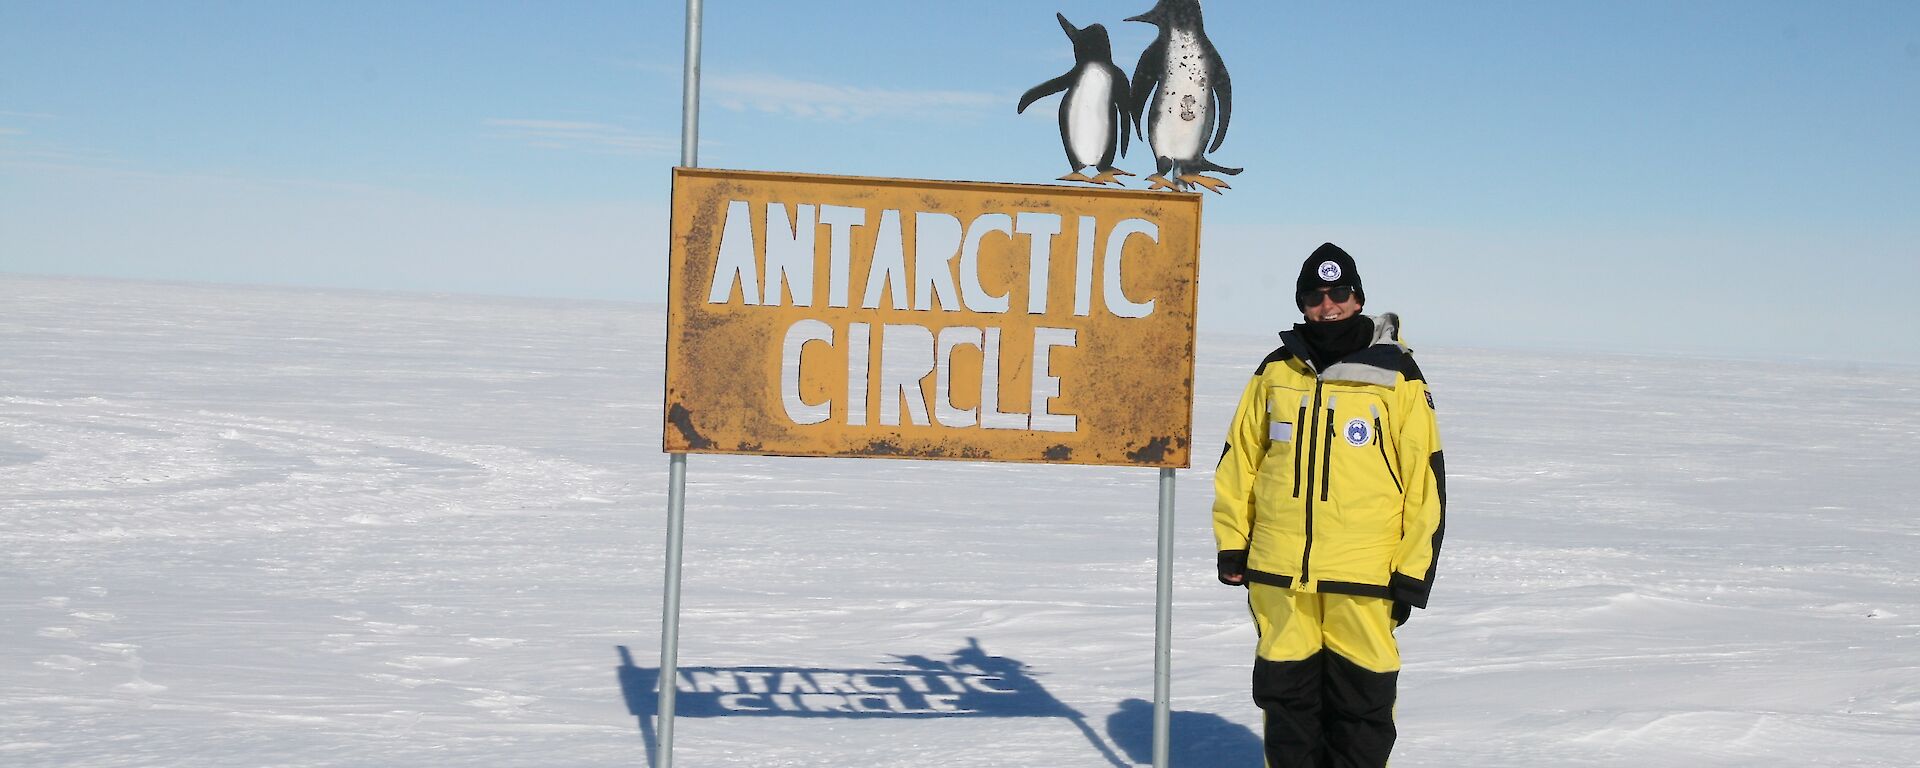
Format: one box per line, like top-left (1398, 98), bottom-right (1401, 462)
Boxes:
top-left (664, 168), bottom-right (1200, 467)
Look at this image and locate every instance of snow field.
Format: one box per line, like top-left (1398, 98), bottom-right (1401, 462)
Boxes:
top-left (1, 275), bottom-right (1915, 766)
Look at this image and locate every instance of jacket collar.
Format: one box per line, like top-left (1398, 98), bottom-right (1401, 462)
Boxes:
top-left (1281, 312), bottom-right (1407, 387)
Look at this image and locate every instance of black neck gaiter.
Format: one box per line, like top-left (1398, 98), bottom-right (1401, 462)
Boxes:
top-left (1293, 314), bottom-right (1374, 369)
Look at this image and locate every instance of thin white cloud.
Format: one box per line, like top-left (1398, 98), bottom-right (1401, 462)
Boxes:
top-left (0, 121), bottom-right (94, 167)
top-left (705, 73), bottom-right (999, 122)
top-left (0, 111), bottom-right (83, 166)
top-left (483, 118), bottom-right (674, 156)
top-left (0, 110), bottom-right (55, 141)
top-left (603, 57), bottom-right (678, 76)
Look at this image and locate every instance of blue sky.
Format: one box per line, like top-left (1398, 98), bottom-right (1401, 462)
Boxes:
top-left (3, 1), bottom-right (1916, 363)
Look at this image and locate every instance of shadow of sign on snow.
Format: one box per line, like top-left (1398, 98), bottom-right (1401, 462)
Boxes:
top-left (616, 638), bottom-right (1128, 766)
top-left (1106, 698), bottom-right (1264, 767)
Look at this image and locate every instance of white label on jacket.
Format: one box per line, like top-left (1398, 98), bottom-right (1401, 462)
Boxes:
top-left (1344, 418), bottom-right (1371, 446)
top-left (1269, 422), bottom-right (1294, 444)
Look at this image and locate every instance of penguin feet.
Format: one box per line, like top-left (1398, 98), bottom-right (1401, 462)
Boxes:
top-left (1144, 174), bottom-right (1181, 191)
top-left (1087, 167), bottom-right (1134, 186)
top-left (1057, 171), bottom-right (1096, 184)
top-left (1178, 173), bottom-right (1233, 194)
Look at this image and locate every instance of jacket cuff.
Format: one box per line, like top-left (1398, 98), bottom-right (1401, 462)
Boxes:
top-left (1217, 550), bottom-right (1249, 586)
top-left (1390, 572), bottom-right (1430, 609)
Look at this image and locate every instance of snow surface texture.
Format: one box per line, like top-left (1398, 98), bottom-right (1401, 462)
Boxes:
top-left (3, 274), bottom-right (1916, 767)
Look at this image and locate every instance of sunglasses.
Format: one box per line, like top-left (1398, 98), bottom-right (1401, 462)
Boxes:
top-left (1298, 285), bottom-right (1357, 307)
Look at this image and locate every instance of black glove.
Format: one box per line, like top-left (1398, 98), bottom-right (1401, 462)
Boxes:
top-left (1217, 550), bottom-right (1248, 586)
top-left (1391, 600), bottom-right (1412, 626)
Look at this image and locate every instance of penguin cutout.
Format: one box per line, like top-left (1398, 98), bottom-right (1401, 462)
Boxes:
top-left (1018, 13), bottom-right (1133, 186)
top-left (1126, 0), bottom-right (1242, 193)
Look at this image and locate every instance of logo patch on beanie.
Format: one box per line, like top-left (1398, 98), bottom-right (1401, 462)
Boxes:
top-left (1344, 418), bottom-right (1371, 446)
top-left (1317, 261), bottom-right (1342, 282)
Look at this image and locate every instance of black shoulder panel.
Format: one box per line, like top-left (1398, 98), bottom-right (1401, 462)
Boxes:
top-left (1336, 343), bottom-right (1427, 383)
top-left (1398, 351), bottom-right (1427, 383)
top-left (1340, 344), bottom-right (1401, 373)
top-left (1253, 345), bottom-right (1293, 375)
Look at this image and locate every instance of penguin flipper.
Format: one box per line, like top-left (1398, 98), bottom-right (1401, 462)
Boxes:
top-left (1104, 63), bottom-right (1131, 159)
top-left (1207, 51), bottom-right (1233, 153)
top-left (1018, 74), bottom-right (1074, 114)
top-left (1128, 36), bottom-right (1167, 138)
top-left (1189, 157), bottom-right (1243, 176)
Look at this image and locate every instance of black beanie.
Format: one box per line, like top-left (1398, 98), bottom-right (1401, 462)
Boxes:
top-left (1295, 242), bottom-right (1365, 310)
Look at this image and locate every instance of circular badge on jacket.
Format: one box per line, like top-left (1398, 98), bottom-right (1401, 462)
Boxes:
top-left (1344, 418), bottom-right (1371, 446)
top-left (1318, 261), bottom-right (1343, 281)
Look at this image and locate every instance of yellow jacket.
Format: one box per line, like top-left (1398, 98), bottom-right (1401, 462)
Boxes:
top-left (1212, 313), bottom-right (1446, 610)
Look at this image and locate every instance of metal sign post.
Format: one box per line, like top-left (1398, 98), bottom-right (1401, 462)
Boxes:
top-left (655, 453), bottom-right (686, 768)
top-left (1153, 467), bottom-right (1175, 768)
top-left (656, 2), bottom-right (701, 768)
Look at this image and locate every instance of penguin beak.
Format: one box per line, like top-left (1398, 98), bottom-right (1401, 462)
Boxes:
top-left (1127, 0), bottom-right (1172, 24)
top-left (1056, 12), bottom-right (1077, 37)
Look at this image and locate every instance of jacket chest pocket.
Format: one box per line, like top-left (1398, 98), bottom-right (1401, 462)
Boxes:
top-left (1259, 386), bottom-right (1311, 495)
top-left (1324, 391), bottom-right (1402, 500)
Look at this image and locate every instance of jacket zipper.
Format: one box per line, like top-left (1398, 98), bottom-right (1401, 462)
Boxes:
top-left (1299, 380), bottom-right (1324, 585)
top-left (1374, 415), bottom-right (1403, 494)
top-left (1319, 397), bottom-right (1336, 503)
top-left (1291, 397), bottom-right (1308, 498)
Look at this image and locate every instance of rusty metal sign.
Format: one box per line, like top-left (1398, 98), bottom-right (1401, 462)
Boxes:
top-left (663, 167), bottom-right (1200, 467)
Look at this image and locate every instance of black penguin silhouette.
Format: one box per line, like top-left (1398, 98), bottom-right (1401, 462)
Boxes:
top-left (1127, 0), bottom-right (1242, 193)
top-left (1018, 13), bottom-right (1133, 185)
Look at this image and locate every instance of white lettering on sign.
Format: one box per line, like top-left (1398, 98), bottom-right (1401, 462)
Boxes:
top-left (818, 204), bottom-right (864, 309)
top-left (1017, 212), bottom-right (1062, 315)
top-left (1074, 215), bottom-right (1097, 317)
top-left (959, 212), bottom-right (1012, 314)
top-left (978, 328), bottom-right (1026, 431)
top-left (778, 322), bottom-right (1080, 430)
top-left (780, 320), bottom-right (833, 425)
top-left (708, 200), bottom-right (760, 305)
top-left (669, 168), bottom-right (1201, 465)
top-left (862, 209), bottom-right (908, 310)
top-left (1103, 218), bottom-right (1158, 319)
top-left (708, 200), bottom-right (1160, 321)
top-left (914, 212), bottom-right (964, 312)
top-left (1029, 327), bottom-right (1077, 433)
top-left (846, 323), bottom-right (871, 427)
top-left (765, 203), bottom-right (816, 307)
top-left (933, 327), bottom-right (982, 429)
top-left (878, 324), bottom-right (935, 427)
